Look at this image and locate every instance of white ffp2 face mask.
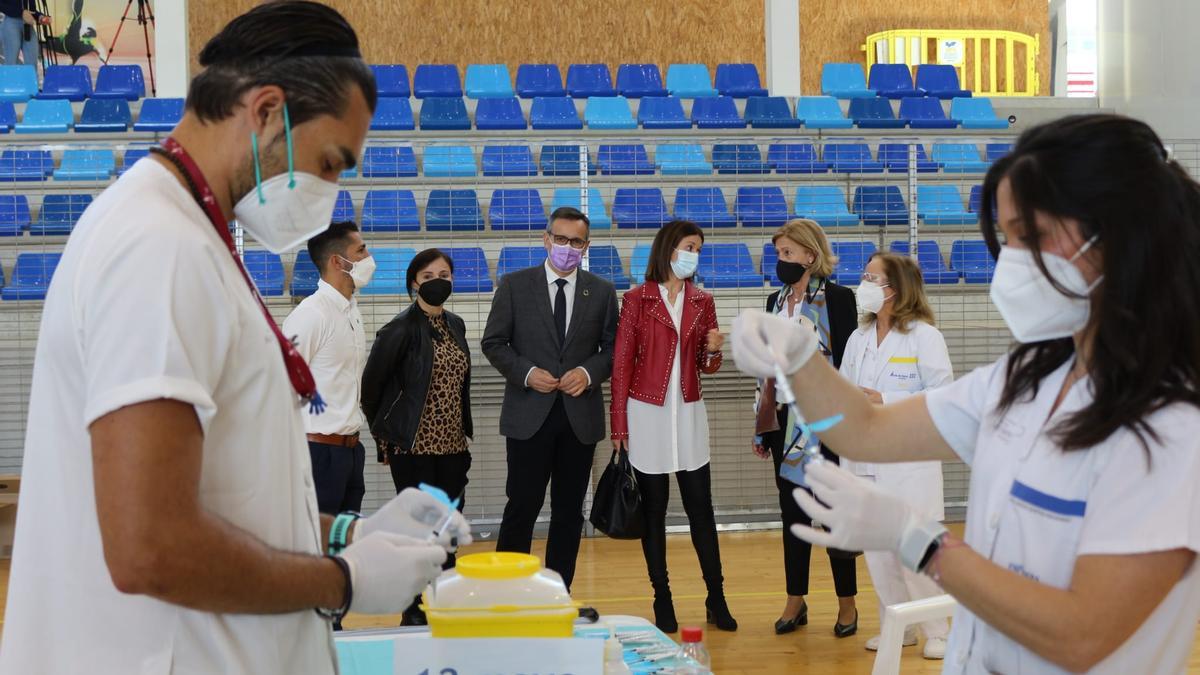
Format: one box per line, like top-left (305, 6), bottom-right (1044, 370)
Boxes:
top-left (854, 281), bottom-right (890, 314)
top-left (989, 237), bottom-right (1102, 343)
top-left (340, 254), bottom-right (376, 290)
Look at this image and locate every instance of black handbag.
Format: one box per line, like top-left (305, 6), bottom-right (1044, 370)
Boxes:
top-left (589, 449), bottom-right (645, 539)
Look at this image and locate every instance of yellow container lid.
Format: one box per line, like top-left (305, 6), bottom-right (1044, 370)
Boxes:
top-left (455, 552), bottom-right (542, 580)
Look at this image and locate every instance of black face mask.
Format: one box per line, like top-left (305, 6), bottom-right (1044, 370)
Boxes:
top-left (776, 259), bottom-right (809, 286)
top-left (417, 278), bottom-right (453, 306)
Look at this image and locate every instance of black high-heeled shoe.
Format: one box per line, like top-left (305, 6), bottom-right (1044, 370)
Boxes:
top-left (774, 601), bottom-right (808, 635)
top-left (653, 595), bottom-right (678, 634)
top-left (705, 594), bottom-right (738, 632)
top-left (833, 608), bottom-right (858, 638)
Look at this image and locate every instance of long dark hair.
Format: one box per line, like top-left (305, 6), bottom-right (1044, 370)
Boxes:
top-left (645, 219), bottom-right (704, 283)
top-left (979, 114), bottom-right (1200, 451)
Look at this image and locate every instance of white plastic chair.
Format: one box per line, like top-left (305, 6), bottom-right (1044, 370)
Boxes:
top-left (871, 594), bottom-right (958, 675)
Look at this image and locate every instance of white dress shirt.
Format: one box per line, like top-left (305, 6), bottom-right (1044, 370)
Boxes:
top-left (524, 260), bottom-right (591, 387)
top-left (283, 279), bottom-right (367, 436)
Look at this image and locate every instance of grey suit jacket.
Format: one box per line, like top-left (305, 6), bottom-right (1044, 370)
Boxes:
top-left (481, 264), bottom-right (618, 444)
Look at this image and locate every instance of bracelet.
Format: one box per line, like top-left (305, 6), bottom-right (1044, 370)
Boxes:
top-left (328, 511), bottom-right (362, 556)
top-left (314, 554), bottom-right (353, 621)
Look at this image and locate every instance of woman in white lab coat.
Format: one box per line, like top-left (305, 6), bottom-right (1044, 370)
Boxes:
top-left (731, 115), bottom-right (1200, 673)
top-left (839, 252), bottom-right (953, 660)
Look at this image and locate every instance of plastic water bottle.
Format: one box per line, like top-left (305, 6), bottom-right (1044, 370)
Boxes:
top-left (674, 627), bottom-right (712, 674)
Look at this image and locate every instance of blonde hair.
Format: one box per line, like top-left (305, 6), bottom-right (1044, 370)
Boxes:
top-left (772, 219), bottom-right (837, 280)
top-left (863, 252), bottom-right (936, 331)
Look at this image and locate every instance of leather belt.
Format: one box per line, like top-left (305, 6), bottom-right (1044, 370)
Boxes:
top-left (307, 433), bottom-right (361, 448)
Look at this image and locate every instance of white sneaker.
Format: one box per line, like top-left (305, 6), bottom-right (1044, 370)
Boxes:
top-left (923, 637), bottom-right (948, 660)
top-left (865, 630), bottom-right (918, 651)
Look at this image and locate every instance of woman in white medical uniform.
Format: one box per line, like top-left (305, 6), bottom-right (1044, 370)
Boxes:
top-left (840, 252), bottom-right (953, 659)
top-left (731, 114), bottom-right (1200, 673)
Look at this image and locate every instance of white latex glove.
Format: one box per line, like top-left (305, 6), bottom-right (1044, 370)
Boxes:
top-left (790, 460), bottom-right (947, 572)
top-left (339, 532), bottom-right (447, 614)
top-left (731, 309), bottom-right (820, 379)
top-left (355, 487), bottom-right (473, 551)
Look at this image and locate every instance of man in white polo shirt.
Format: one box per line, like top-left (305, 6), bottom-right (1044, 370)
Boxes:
top-left (0, 4), bottom-right (468, 674)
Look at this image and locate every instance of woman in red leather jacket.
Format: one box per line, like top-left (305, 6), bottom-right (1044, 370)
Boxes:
top-left (610, 219), bottom-right (735, 634)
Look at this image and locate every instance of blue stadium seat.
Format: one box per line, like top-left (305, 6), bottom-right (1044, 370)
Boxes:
top-left (291, 251), bottom-right (320, 296)
top-left (712, 144), bottom-right (769, 174)
top-left (829, 241), bottom-right (878, 286)
top-left (613, 188), bottom-right (669, 229)
top-left (38, 65), bottom-right (91, 101)
top-left (361, 248), bottom-right (418, 296)
top-left (916, 65), bottom-right (971, 99)
top-left (76, 99), bottom-right (131, 132)
top-left (746, 96), bottom-right (800, 129)
top-left (889, 240), bottom-right (960, 284)
top-left (932, 143), bottom-right (988, 173)
top-left (497, 246), bottom-right (547, 279)
top-left (423, 145), bottom-right (476, 177)
top-left (362, 146), bottom-right (418, 178)
top-left (768, 143), bottom-right (828, 173)
top-left (93, 65), bottom-right (144, 100)
top-left (656, 144), bottom-right (711, 175)
top-left (899, 97), bottom-right (958, 129)
top-left (968, 185), bottom-right (983, 213)
top-left (950, 240), bottom-right (996, 283)
top-left (631, 243), bottom-right (653, 281)
top-left (868, 64), bottom-right (921, 99)
top-left (475, 97), bottom-right (527, 130)
top-left (418, 97), bottom-right (470, 130)
top-left (674, 187), bottom-right (735, 228)
top-left (735, 186), bottom-right (789, 228)
top-left (481, 145), bottom-right (537, 177)
top-left (826, 144), bottom-right (884, 173)
top-left (370, 65), bottom-right (411, 98)
top-left (698, 243), bottom-right (763, 288)
top-left (0, 65), bottom-right (37, 102)
top-left (530, 97), bottom-right (582, 129)
top-left (666, 64), bottom-right (717, 98)
top-left (616, 64), bottom-right (667, 98)
top-left (1, 253), bottom-right (61, 300)
top-left (853, 186), bottom-right (908, 226)
top-left (598, 144), bottom-right (655, 175)
top-left (986, 143), bottom-right (1013, 163)
top-left (692, 96), bottom-right (745, 128)
top-left (714, 63), bottom-right (767, 97)
top-left (331, 190), bottom-right (354, 222)
top-left (849, 97), bottom-right (907, 128)
top-left (489, 188), bottom-right (546, 230)
top-left (425, 190), bottom-right (483, 231)
top-left (16, 99), bottom-right (73, 133)
top-left (821, 63), bottom-right (874, 99)
top-left (916, 185), bottom-right (975, 225)
top-left (465, 64), bottom-right (514, 98)
top-left (584, 96), bottom-right (636, 129)
top-left (0, 101), bottom-right (13, 131)
top-left (540, 145), bottom-right (594, 176)
top-left (441, 247), bottom-right (492, 293)
top-left (795, 96), bottom-right (853, 129)
top-left (243, 250), bottom-right (284, 297)
top-left (586, 244), bottom-right (630, 289)
top-left (0, 149), bottom-right (53, 181)
top-left (516, 64), bottom-right (565, 98)
top-left (53, 149), bottom-right (115, 181)
top-left (370, 97), bottom-right (415, 131)
top-left (638, 96), bottom-right (691, 129)
top-left (133, 97), bottom-right (184, 132)
top-left (878, 143), bottom-right (938, 173)
top-left (794, 186), bottom-right (858, 226)
top-left (31, 194), bottom-right (92, 236)
top-left (361, 190), bottom-right (420, 232)
top-left (567, 64), bottom-right (616, 98)
top-left (0, 194), bottom-right (30, 235)
top-left (951, 97), bottom-right (1009, 129)
top-left (551, 187), bottom-right (611, 229)
top-left (120, 147), bottom-right (150, 175)
top-left (761, 243), bottom-right (780, 284)
top-left (413, 65), bottom-right (462, 98)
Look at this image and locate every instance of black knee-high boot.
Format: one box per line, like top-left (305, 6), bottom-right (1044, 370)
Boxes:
top-left (679, 464), bottom-right (738, 632)
top-left (636, 469), bottom-right (678, 633)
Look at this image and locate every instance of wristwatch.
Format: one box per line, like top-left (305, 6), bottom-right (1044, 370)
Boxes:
top-left (899, 520), bottom-right (949, 573)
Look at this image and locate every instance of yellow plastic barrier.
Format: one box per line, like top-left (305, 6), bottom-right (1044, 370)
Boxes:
top-left (862, 29), bottom-right (1040, 96)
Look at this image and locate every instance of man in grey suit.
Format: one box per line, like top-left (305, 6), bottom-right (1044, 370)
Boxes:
top-left (481, 206), bottom-right (618, 590)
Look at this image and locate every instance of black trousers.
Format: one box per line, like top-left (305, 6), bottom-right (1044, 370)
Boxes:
top-left (496, 397), bottom-right (596, 590)
top-left (308, 441), bottom-right (366, 515)
top-left (763, 408), bottom-right (858, 598)
top-left (635, 463), bottom-right (725, 597)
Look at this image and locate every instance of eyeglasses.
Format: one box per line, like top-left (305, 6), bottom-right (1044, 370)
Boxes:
top-left (549, 233), bottom-right (589, 249)
top-left (861, 272), bottom-right (889, 284)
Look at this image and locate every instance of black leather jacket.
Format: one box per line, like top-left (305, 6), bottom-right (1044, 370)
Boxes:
top-left (361, 303), bottom-right (473, 454)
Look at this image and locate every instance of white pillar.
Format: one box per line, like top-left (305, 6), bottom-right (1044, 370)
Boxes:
top-left (153, 0), bottom-right (190, 98)
top-left (764, 0), bottom-right (802, 97)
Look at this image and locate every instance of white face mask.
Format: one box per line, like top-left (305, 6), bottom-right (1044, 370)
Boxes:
top-left (339, 254), bottom-right (375, 290)
top-left (855, 280), bottom-right (891, 314)
top-left (989, 237), bottom-right (1102, 343)
top-left (671, 249), bottom-right (699, 279)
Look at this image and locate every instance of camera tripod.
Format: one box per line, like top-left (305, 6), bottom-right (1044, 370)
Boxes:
top-left (107, 0), bottom-right (155, 95)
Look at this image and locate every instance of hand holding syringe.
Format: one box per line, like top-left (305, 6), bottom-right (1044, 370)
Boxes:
top-left (773, 357), bottom-right (844, 485)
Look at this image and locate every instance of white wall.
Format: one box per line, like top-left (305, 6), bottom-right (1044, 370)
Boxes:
top-left (153, 0), bottom-right (190, 98)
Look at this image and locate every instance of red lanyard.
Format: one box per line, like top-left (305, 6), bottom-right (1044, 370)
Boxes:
top-left (155, 137), bottom-right (324, 412)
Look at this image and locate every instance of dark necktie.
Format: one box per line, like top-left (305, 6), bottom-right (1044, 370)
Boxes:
top-left (554, 278), bottom-right (568, 344)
